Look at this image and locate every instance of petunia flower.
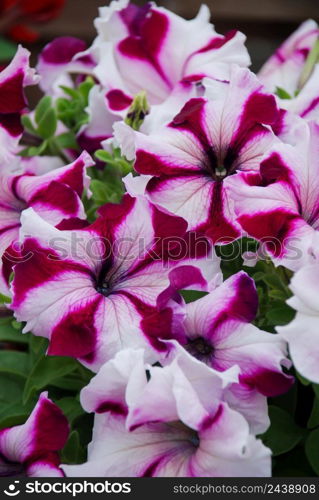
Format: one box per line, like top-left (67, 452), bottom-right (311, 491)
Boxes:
top-left (63, 348), bottom-right (271, 477)
top-left (10, 194), bottom-right (221, 371)
top-left (277, 257), bottom-right (319, 383)
top-left (259, 20), bottom-right (319, 122)
top-left (0, 151), bottom-right (93, 295)
top-left (0, 392), bottom-right (69, 477)
top-left (0, 45), bottom-right (39, 159)
top-left (120, 66), bottom-right (279, 243)
top-left (37, 36), bottom-right (95, 95)
top-left (38, 1), bottom-right (250, 136)
top-left (166, 271), bottom-right (293, 433)
top-left (92, 0), bottom-right (250, 109)
top-left (227, 119), bottom-right (319, 271)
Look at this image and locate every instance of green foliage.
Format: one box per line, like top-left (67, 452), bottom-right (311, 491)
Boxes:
top-left (0, 315), bottom-right (94, 463)
top-left (0, 37), bottom-right (17, 61)
top-left (56, 77), bottom-right (95, 133)
top-left (20, 77), bottom-right (95, 161)
top-left (275, 87), bottom-right (292, 100)
top-left (306, 428), bottom-right (319, 475)
top-left (261, 406), bottom-right (305, 456)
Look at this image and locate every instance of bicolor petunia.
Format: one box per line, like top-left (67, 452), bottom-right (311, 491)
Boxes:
top-left (227, 119), bottom-right (319, 270)
top-left (37, 36), bottom-right (95, 95)
top-left (120, 66), bottom-right (279, 243)
top-left (0, 392), bottom-right (69, 477)
top-left (259, 20), bottom-right (319, 122)
top-left (0, 45), bottom-right (39, 160)
top-left (92, 0), bottom-right (250, 110)
top-left (278, 256), bottom-right (319, 383)
top-left (165, 271), bottom-right (293, 433)
top-left (0, 151), bottom-right (93, 295)
top-left (63, 348), bottom-right (271, 477)
top-left (11, 194), bottom-right (221, 371)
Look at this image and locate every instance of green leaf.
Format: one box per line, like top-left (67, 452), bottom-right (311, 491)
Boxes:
top-left (306, 428), bottom-right (319, 474)
top-left (0, 351), bottom-right (29, 378)
top-left (308, 396), bottom-right (319, 429)
top-left (0, 373), bottom-right (27, 429)
top-left (59, 86), bottom-right (79, 99)
top-left (37, 107), bottom-right (57, 139)
top-left (313, 384), bottom-right (319, 399)
top-left (275, 87), bottom-right (292, 100)
top-left (62, 430), bottom-right (82, 464)
top-left (55, 132), bottom-right (78, 150)
top-left (90, 179), bottom-right (122, 204)
top-left (273, 445), bottom-right (315, 477)
top-left (21, 115), bottom-right (37, 135)
top-left (95, 150), bottom-right (113, 163)
top-left (261, 406), bottom-right (305, 456)
top-left (0, 317), bottom-right (27, 344)
top-left (30, 335), bottom-right (48, 355)
top-left (180, 290), bottom-right (208, 303)
top-left (297, 372), bottom-right (311, 386)
top-left (263, 273), bottom-right (287, 292)
top-left (56, 397), bottom-right (84, 423)
top-left (266, 304), bottom-right (295, 326)
top-left (19, 140), bottom-right (48, 157)
top-left (77, 77), bottom-right (95, 103)
top-left (49, 375), bottom-right (88, 392)
top-left (0, 37), bottom-right (17, 61)
top-left (23, 355), bottom-right (79, 403)
top-left (35, 96), bottom-right (52, 125)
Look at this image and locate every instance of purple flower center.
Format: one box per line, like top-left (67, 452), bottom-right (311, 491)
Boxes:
top-left (0, 454), bottom-right (24, 477)
top-left (95, 259), bottom-right (114, 297)
top-left (185, 336), bottom-right (214, 361)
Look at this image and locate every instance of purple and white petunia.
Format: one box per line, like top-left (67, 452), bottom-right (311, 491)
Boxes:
top-left (63, 348), bottom-right (271, 477)
top-left (259, 20), bottom-right (319, 121)
top-left (11, 194), bottom-right (221, 371)
top-left (0, 46), bottom-right (39, 163)
top-left (165, 271), bottom-right (293, 433)
top-left (37, 36), bottom-right (95, 95)
top-left (0, 392), bottom-right (69, 477)
top-left (0, 151), bottom-right (93, 296)
top-left (227, 119), bottom-right (319, 270)
top-left (120, 66), bottom-right (279, 243)
top-left (38, 1), bottom-right (250, 137)
top-left (91, 0), bottom-right (250, 109)
top-left (278, 255), bottom-right (319, 383)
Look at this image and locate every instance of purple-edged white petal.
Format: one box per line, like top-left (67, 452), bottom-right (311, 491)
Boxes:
top-left (77, 86), bottom-right (120, 155)
top-left (278, 260), bottom-right (319, 383)
top-left (0, 46), bottom-right (38, 153)
top-left (0, 392), bottom-right (69, 477)
top-left (259, 20), bottom-right (319, 95)
top-left (63, 347), bottom-right (270, 477)
top-left (11, 194), bottom-right (219, 371)
top-left (178, 271), bottom-right (293, 433)
top-left (93, 3), bottom-right (250, 106)
top-left (37, 37), bottom-right (95, 94)
top-left (123, 66), bottom-right (279, 243)
top-left (228, 119), bottom-right (319, 270)
top-left (0, 152), bottom-right (92, 295)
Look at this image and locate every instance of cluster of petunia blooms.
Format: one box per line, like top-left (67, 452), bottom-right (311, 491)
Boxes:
top-left (1, 0), bottom-right (319, 478)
